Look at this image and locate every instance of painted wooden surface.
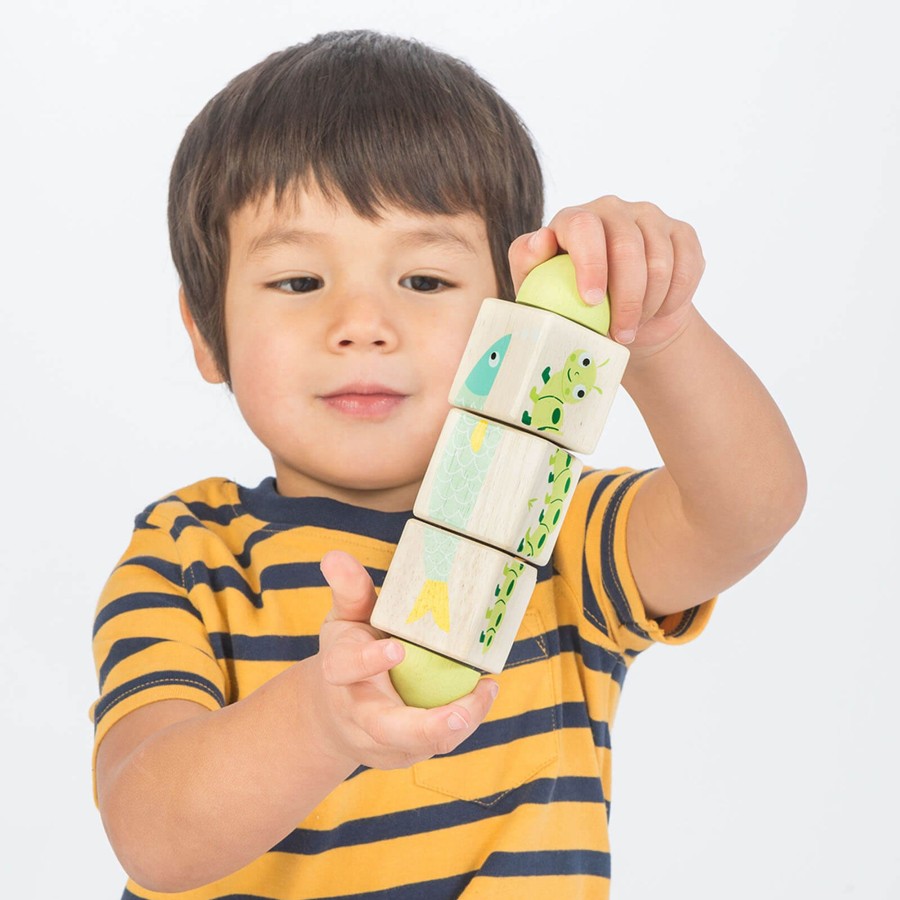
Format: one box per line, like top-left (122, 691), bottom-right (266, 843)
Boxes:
top-left (414, 408), bottom-right (583, 566)
top-left (449, 298), bottom-right (629, 453)
top-left (371, 519), bottom-right (538, 674)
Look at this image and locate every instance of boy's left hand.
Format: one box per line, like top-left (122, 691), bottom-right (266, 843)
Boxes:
top-left (508, 196), bottom-right (705, 355)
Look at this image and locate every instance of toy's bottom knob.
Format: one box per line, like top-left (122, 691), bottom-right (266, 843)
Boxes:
top-left (389, 640), bottom-right (482, 708)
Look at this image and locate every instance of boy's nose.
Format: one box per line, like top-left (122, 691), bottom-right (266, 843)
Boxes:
top-left (325, 290), bottom-right (399, 352)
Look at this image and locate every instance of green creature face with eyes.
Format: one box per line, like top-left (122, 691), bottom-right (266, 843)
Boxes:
top-left (521, 350), bottom-right (609, 434)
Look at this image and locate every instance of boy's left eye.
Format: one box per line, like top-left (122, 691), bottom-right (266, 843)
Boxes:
top-left (401, 275), bottom-right (450, 293)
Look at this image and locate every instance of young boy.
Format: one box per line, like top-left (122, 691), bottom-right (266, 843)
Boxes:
top-left (91, 30), bottom-right (806, 899)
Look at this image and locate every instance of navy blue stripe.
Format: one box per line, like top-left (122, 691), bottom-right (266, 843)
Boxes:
top-left (98, 637), bottom-right (165, 690)
top-left (558, 624), bottom-right (627, 685)
top-left (482, 848), bottom-right (610, 878)
top-left (534, 559), bottom-right (555, 585)
top-left (579, 472), bottom-right (618, 636)
top-left (209, 632), bottom-right (319, 662)
top-left (559, 701), bottom-right (611, 750)
top-left (170, 513), bottom-right (211, 541)
top-left (134, 507), bottom-right (158, 530)
top-left (119, 555), bottom-right (183, 588)
top-left (601, 471), bottom-right (653, 640)
top-left (504, 619), bottom-right (556, 668)
top-left (275, 775), bottom-right (606, 856)
top-left (124, 893), bottom-right (277, 900)
top-left (234, 527), bottom-right (288, 568)
top-left (256, 561), bottom-right (389, 592)
top-left (94, 670), bottom-right (224, 726)
top-left (182, 561), bottom-right (261, 607)
top-left (184, 499), bottom-right (241, 526)
top-left (449, 703), bottom-right (558, 756)
top-left (259, 560), bottom-right (330, 591)
top-left (435, 699), bottom-right (609, 759)
top-left (93, 591), bottom-right (202, 637)
top-left (238, 477), bottom-right (411, 543)
top-left (300, 875), bottom-right (475, 900)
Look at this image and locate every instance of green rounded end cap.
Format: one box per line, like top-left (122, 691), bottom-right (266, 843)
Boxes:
top-left (389, 640), bottom-right (481, 709)
top-left (515, 253), bottom-right (611, 336)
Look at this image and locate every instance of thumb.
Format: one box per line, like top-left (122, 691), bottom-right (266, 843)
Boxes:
top-left (321, 550), bottom-right (377, 623)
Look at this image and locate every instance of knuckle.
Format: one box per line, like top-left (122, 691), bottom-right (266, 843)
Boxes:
top-left (607, 233), bottom-right (644, 261)
top-left (635, 199), bottom-right (661, 217)
top-left (364, 713), bottom-right (389, 748)
top-left (319, 648), bottom-right (340, 685)
top-left (646, 255), bottom-right (672, 284)
top-left (670, 261), bottom-right (698, 291)
top-left (565, 208), bottom-right (602, 234)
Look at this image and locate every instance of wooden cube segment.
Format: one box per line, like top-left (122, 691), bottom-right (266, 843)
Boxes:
top-left (371, 519), bottom-right (538, 674)
top-left (449, 298), bottom-right (630, 453)
top-left (414, 408), bottom-right (584, 566)
top-left (515, 253), bottom-right (611, 336)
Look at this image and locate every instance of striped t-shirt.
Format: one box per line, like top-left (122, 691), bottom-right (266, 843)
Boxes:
top-left (91, 467), bottom-right (714, 900)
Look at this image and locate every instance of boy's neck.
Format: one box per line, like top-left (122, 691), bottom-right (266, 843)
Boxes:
top-left (271, 464), bottom-right (419, 513)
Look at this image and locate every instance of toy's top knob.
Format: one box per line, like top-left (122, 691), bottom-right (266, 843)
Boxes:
top-left (515, 254), bottom-right (610, 336)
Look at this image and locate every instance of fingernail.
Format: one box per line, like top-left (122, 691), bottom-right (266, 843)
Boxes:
top-left (527, 230), bottom-right (541, 250)
top-left (584, 289), bottom-right (608, 306)
top-left (488, 681), bottom-right (500, 700)
top-left (384, 641), bottom-right (403, 663)
top-left (615, 328), bottom-right (635, 345)
top-left (447, 712), bottom-right (468, 731)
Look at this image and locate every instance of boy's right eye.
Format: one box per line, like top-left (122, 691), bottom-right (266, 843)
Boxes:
top-left (269, 276), bottom-right (322, 294)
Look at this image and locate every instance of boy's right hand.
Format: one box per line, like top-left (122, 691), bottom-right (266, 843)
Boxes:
top-left (311, 550), bottom-right (498, 771)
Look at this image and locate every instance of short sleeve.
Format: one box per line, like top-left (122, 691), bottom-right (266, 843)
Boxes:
top-left (554, 467), bottom-right (716, 656)
top-left (90, 502), bottom-right (227, 800)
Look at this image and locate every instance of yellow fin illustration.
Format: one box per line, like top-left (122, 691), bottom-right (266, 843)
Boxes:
top-left (469, 418), bottom-right (489, 453)
top-left (406, 579), bottom-right (451, 632)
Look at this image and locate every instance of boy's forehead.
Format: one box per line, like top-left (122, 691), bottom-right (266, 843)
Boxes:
top-left (230, 187), bottom-right (490, 260)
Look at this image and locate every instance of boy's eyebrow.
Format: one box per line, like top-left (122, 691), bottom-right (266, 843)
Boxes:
top-left (245, 225), bottom-right (478, 259)
top-left (246, 228), bottom-right (322, 259)
top-left (392, 227), bottom-right (478, 255)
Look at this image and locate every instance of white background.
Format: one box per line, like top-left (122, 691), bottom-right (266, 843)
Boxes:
top-left (2, 1), bottom-right (898, 897)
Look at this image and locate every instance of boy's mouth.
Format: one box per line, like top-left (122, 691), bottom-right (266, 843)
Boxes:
top-left (319, 383), bottom-right (408, 419)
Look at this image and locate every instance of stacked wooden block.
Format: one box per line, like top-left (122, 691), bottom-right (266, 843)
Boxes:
top-left (370, 254), bottom-right (630, 707)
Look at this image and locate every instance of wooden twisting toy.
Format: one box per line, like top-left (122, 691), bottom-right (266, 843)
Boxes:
top-left (370, 254), bottom-right (630, 707)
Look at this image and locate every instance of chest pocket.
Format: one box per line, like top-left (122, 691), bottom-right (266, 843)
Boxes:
top-left (412, 607), bottom-right (560, 806)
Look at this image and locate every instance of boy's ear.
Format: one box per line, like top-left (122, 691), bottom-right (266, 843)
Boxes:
top-left (179, 289), bottom-right (226, 384)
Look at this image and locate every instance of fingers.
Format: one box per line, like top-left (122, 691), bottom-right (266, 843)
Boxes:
top-left (603, 219), bottom-right (647, 345)
top-left (515, 197), bottom-right (704, 350)
top-left (508, 226), bottom-right (559, 294)
top-left (367, 678), bottom-right (500, 759)
top-left (321, 635), bottom-right (405, 687)
top-left (321, 550), bottom-right (377, 624)
top-left (658, 221), bottom-right (705, 316)
top-left (545, 207), bottom-right (611, 307)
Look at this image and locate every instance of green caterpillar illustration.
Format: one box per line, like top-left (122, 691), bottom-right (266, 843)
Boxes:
top-left (517, 448), bottom-right (575, 558)
top-left (480, 561), bottom-right (525, 652)
top-left (521, 350), bottom-right (608, 434)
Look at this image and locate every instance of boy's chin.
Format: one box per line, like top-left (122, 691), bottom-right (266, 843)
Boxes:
top-left (272, 458), bottom-right (426, 508)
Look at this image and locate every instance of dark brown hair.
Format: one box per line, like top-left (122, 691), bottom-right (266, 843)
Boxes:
top-left (168, 30), bottom-right (544, 381)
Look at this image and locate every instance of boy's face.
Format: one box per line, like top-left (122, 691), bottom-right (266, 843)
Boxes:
top-left (191, 185), bottom-right (499, 511)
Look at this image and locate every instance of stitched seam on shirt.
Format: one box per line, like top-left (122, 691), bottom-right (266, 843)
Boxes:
top-left (96, 676), bottom-right (223, 723)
